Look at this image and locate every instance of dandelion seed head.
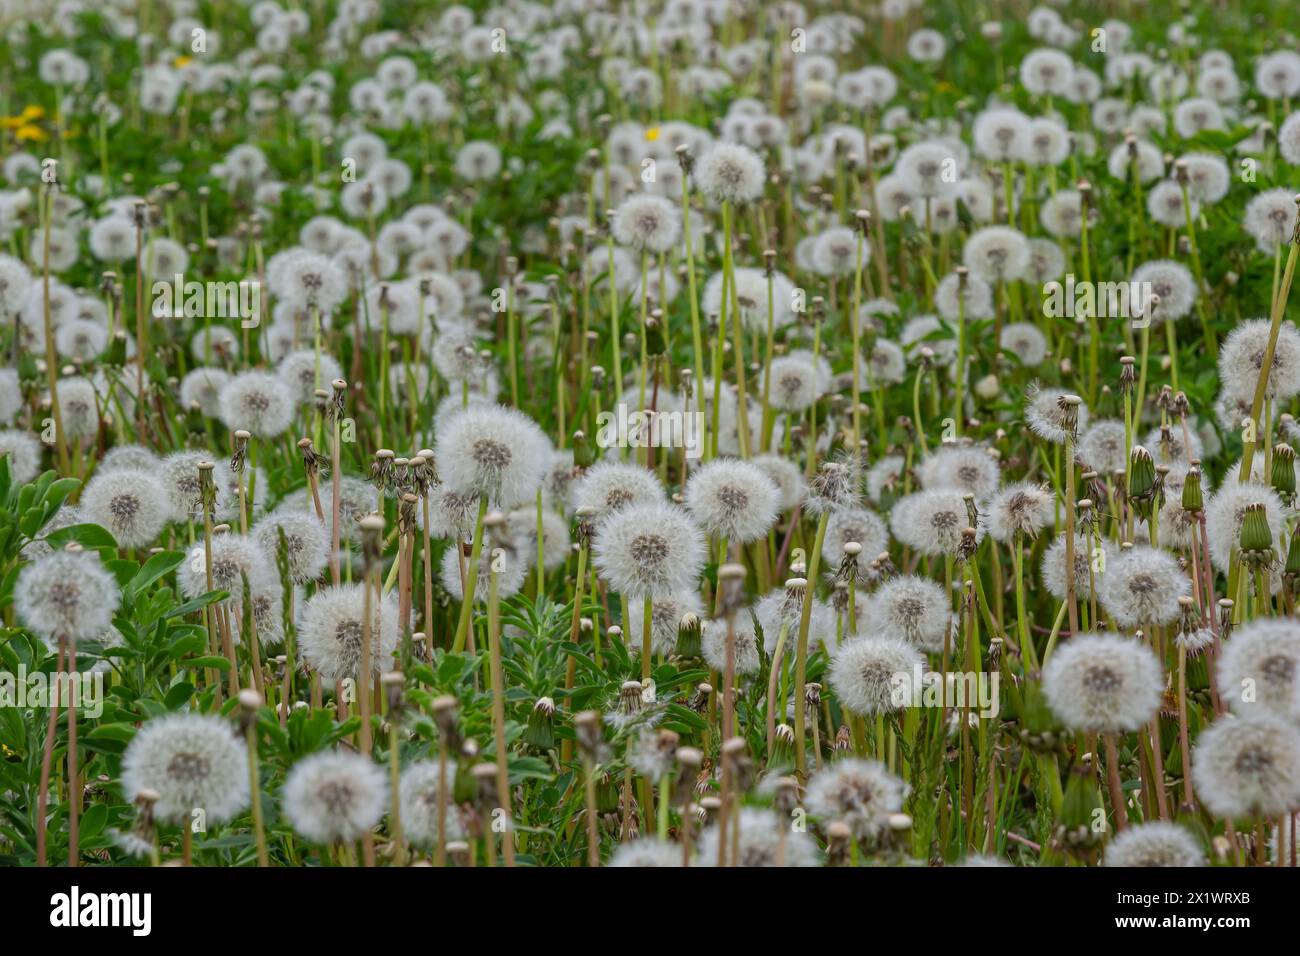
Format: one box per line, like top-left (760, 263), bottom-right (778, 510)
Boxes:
top-left (81, 467), bottom-right (169, 549)
top-left (1042, 633), bottom-right (1164, 732)
top-left (284, 750), bottom-right (388, 844)
top-left (1193, 712), bottom-right (1300, 820)
top-left (122, 713), bottom-right (248, 825)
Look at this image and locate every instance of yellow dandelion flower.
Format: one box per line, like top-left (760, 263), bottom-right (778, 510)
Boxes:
top-left (645, 127), bottom-right (661, 142)
top-left (16, 125), bottom-right (47, 142)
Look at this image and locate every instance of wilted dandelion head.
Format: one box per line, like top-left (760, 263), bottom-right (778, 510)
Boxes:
top-left (1217, 618), bottom-right (1300, 716)
top-left (1041, 633), bottom-right (1164, 732)
top-left (436, 403), bottom-right (549, 506)
top-left (1099, 544), bottom-right (1189, 629)
top-left (297, 584), bottom-right (399, 682)
top-left (253, 507), bottom-right (329, 584)
top-left (684, 458), bottom-right (779, 544)
top-left (570, 460), bottom-right (663, 518)
top-left (805, 758), bottom-right (908, 841)
top-left (1103, 822), bottom-right (1206, 867)
top-left (695, 806), bottom-right (819, 867)
top-left (693, 142), bottom-right (765, 204)
top-left (890, 488), bottom-right (982, 558)
top-left (218, 371), bottom-right (295, 438)
top-left (121, 713), bottom-right (248, 825)
top-left (1024, 384), bottom-right (1089, 444)
top-left (593, 501), bottom-right (704, 598)
top-left (80, 468), bottom-right (170, 549)
top-left (917, 443), bottom-right (1001, 500)
top-left (283, 750), bottom-right (388, 845)
top-left (829, 635), bottom-right (924, 716)
top-left (15, 547), bottom-right (121, 641)
top-left (1192, 712), bottom-right (1300, 820)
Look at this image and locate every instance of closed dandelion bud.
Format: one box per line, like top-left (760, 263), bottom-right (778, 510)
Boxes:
top-left (525, 696), bottom-right (556, 750)
top-left (675, 610), bottom-right (702, 658)
top-left (1018, 679), bottom-right (1062, 753)
top-left (572, 429), bottom-right (595, 468)
top-left (1182, 466), bottom-right (1203, 513)
top-left (618, 680), bottom-right (642, 720)
top-left (1272, 443), bottom-right (1296, 503)
top-left (574, 710), bottom-right (603, 762)
top-left (1128, 444), bottom-right (1157, 519)
top-left (717, 562), bottom-right (747, 614)
top-left (1237, 504), bottom-right (1268, 556)
top-left (432, 695), bottom-right (461, 751)
top-left (359, 515), bottom-right (384, 572)
top-left (722, 736), bottom-right (753, 790)
top-left (1058, 759), bottom-right (1105, 851)
top-left (646, 310), bottom-right (667, 356)
top-left (772, 776), bottom-right (799, 816)
top-left (1285, 529), bottom-right (1300, 577)
top-left (825, 821), bottom-right (853, 866)
top-left (1119, 355), bottom-right (1136, 394)
top-left (769, 724), bottom-right (795, 769)
top-left (1217, 599), bottom-right (1235, 640)
top-left (674, 746), bottom-right (702, 806)
top-left (470, 762), bottom-right (498, 812)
